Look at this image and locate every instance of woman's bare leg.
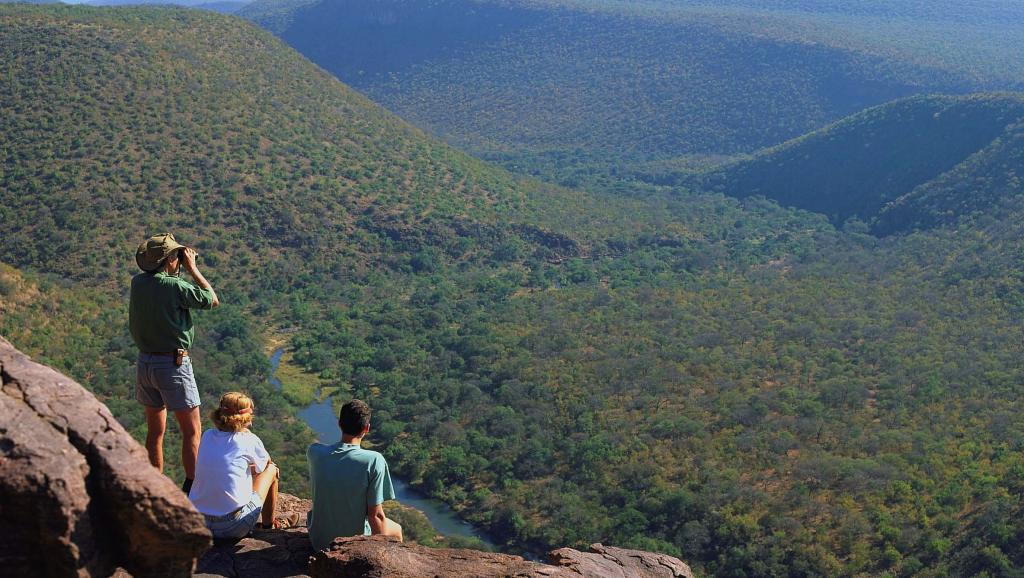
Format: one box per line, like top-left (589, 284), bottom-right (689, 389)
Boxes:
top-left (253, 462), bottom-right (279, 527)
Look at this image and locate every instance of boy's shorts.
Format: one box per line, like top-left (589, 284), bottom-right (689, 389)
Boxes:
top-left (136, 353), bottom-right (200, 411)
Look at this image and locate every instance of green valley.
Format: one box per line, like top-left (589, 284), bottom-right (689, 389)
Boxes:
top-left (3, 4), bottom-right (1024, 578)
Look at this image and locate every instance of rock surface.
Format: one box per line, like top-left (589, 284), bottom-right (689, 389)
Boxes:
top-left (310, 535), bottom-right (574, 578)
top-left (549, 543), bottom-right (695, 578)
top-left (0, 337), bottom-right (211, 577)
top-left (309, 536), bottom-right (695, 578)
top-left (201, 494), bottom-right (695, 578)
top-left (195, 494), bottom-right (314, 578)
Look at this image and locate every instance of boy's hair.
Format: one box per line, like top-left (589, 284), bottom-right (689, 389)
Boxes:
top-left (339, 399), bottom-right (371, 437)
top-left (211, 391), bottom-right (254, 433)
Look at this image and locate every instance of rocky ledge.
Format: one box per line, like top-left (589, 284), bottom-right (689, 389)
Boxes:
top-left (196, 495), bottom-right (693, 578)
top-left (310, 536), bottom-right (694, 578)
top-left (1, 336), bottom-right (693, 578)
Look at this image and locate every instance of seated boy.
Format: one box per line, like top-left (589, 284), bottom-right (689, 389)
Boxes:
top-left (307, 399), bottom-right (403, 550)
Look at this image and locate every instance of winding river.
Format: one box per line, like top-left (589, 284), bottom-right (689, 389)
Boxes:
top-left (269, 348), bottom-right (496, 546)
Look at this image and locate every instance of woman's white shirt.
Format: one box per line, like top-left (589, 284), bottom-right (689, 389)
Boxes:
top-left (190, 428), bottom-right (270, 516)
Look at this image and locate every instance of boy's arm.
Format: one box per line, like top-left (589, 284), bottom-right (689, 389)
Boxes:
top-left (367, 503), bottom-right (387, 534)
top-left (366, 455), bottom-right (394, 535)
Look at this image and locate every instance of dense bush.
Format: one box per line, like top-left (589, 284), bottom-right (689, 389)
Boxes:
top-left (4, 5), bottom-right (1024, 576)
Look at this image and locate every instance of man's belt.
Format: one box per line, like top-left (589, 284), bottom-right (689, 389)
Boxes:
top-left (144, 349), bottom-right (189, 366)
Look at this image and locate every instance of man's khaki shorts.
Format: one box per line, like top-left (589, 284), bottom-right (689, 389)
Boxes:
top-left (136, 353), bottom-right (200, 411)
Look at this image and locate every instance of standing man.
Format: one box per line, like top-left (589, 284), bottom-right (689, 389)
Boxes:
top-left (307, 399), bottom-right (403, 550)
top-left (130, 233), bottom-right (219, 494)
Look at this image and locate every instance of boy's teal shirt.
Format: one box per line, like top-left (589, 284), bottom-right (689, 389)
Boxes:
top-left (307, 442), bottom-right (395, 551)
top-left (129, 271), bottom-right (215, 352)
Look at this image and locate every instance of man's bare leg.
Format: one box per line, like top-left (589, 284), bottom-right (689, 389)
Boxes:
top-left (253, 462), bottom-right (280, 527)
top-left (173, 406), bottom-right (202, 481)
top-left (144, 406), bottom-right (167, 472)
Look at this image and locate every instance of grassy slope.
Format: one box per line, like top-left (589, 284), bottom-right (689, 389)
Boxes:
top-left (876, 120), bottom-right (1024, 234)
top-left (2, 4), bottom-right (410, 273)
top-left (0, 4), bottom-right (653, 279)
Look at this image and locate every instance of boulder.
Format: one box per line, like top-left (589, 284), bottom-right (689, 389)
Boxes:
top-left (0, 337), bottom-right (211, 577)
top-left (0, 391), bottom-right (97, 576)
top-left (309, 535), bottom-right (575, 578)
top-left (549, 543), bottom-right (695, 578)
top-left (308, 536), bottom-right (695, 578)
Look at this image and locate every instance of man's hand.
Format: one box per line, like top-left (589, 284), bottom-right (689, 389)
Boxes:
top-left (181, 247), bottom-right (220, 307)
top-left (181, 247), bottom-right (199, 273)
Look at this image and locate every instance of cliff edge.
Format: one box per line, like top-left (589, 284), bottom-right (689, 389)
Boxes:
top-left (196, 495), bottom-right (693, 578)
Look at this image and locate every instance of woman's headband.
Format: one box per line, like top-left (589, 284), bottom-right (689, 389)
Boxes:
top-left (220, 406), bottom-right (253, 416)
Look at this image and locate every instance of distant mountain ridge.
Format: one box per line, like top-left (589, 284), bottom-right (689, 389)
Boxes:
top-left (240, 0), bottom-right (1024, 180)
top-left (682, 93), bottom-right (1024, 234)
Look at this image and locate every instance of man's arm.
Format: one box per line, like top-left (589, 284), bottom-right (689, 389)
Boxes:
top-left (181, 247), bottom-right (220, 308)
top-left (367, 503), bottom-right (388, 534)
top-left (366, 503), bottom-right (402, 540)
top-left (366, 456), bottom-right (402, 540)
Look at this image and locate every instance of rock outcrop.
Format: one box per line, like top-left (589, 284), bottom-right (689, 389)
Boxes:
top-left (309, 537), bottom-right (694, 578)
top-left (199, 494), bottom-right (694, 578)
top-left (0, 337), bottom-right (211, 577)
top-left (550, 544), bottom-right (695, 578)
top-left (310, 536), bottom-right (567, 578)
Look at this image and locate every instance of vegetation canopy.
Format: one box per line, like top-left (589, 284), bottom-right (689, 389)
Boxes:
top-left (2, 5), bottom-right (1024, 578)
top-left (240, 0), bottom-right (1024, 184)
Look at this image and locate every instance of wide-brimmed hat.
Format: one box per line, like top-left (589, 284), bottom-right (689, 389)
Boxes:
top-left (135, 233), bottom-right (186, 272)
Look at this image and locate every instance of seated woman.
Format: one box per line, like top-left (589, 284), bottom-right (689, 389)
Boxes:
top-left (189, 391), bottom-right (297, 538)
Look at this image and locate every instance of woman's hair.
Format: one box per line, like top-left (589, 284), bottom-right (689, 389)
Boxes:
top-left (210, 391), bottom-right (254, 432)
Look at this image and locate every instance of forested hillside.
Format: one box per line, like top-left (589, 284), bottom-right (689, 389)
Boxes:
top-left (4, 5), bottom-right (1024, 577)
top-left (672, 94), bottom-right (1024, 233)
top-left (0, 1), bottom-right (613, 491)
top-left (240, 0), bottom-right (1024, 183)
top-left (79, 0), bottom-right (253, 14)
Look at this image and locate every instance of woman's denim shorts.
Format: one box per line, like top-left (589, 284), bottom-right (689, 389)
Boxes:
top-left (203, 492), bottom-right (264, 539)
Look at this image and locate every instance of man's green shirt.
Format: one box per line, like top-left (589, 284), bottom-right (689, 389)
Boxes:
top-left (129, 272), bottom-right (215, 352)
